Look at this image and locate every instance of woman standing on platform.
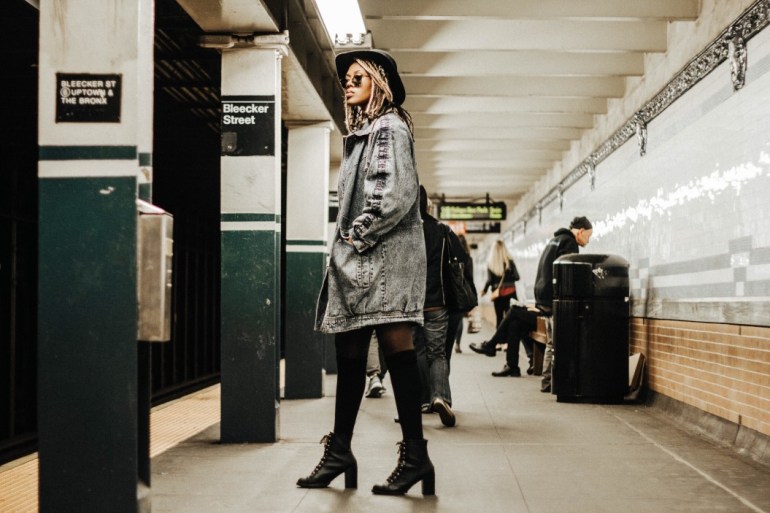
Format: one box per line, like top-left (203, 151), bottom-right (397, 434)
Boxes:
top-left (481, 240), bottom-right (519, 328)
top-left (297, 49), bottom-right (434, 496)
top-left (446, 234), bottom-right (474, 356)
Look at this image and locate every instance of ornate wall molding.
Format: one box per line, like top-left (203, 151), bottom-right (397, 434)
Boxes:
top-left (730, 36), bottom-right (748, 90)
top-left (509, 0), bottom-right (770, 235)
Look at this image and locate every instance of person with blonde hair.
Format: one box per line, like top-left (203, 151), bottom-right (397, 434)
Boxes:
top-left (481, 240), bottom-right (519, 328)
top-left (297, 49), bottom-right (434, 496)
top-left (471, 217), bottom-right (593, 381)
top-left (446, 234), bottom-right (474, 355)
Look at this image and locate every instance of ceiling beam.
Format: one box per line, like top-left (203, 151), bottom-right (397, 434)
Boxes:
top-left (413, 127), bottom-right (584, 140)
top-left (418, 139), bottom-right (570, 152)
top-left (403, 76), bottom-right (626, 98)
top-left (418, 148), bottom-right (564, 160)
top-left (175, 0), bottom-right (279, 32)
top-left (433, 179), bottom-right (533, 190)
top-left (360, 0), bottom-right (699, 20)
top-left (411, 112), bottom-right (595, 129)
top-left (405, 96), bottom-right (608, 115)
top-left (369, 19), bottom-right (668, 52)
top-left (421, 160), bottom-right (550, 170)
top-left (430, 168), bottom-right (542, 178)
top-left (393, 50), bottom-right (645, 77)
top-left (418, 150), bottom-right (556, 163)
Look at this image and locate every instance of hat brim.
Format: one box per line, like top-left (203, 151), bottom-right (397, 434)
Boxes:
top-left (335, 49), bottom-right (406, 106)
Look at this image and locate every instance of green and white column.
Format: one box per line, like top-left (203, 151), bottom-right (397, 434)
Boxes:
top-left (37, 0), bottom-right (154, 511)
top-left (284, 122), bottom-right (332, 399)
top-left (220, 46), bottom-right (285, 442)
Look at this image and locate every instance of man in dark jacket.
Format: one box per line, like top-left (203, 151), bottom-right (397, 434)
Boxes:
top-left (470, 217), bottom-right (592, 390)
top-left (413, 186), bottom-right (458, 427)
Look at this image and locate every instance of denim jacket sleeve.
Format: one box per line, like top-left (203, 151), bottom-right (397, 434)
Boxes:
top-left (350, 114), bottom-right (418, 253)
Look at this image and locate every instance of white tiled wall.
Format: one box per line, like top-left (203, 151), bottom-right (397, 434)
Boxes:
top-left (495, 26), bottom-right (770, 326)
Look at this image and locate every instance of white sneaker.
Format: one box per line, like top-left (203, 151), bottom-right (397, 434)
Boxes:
top-left (365, 375), bottom-right (385, 398)
top-left (431, 398), bottom-right (456, 427)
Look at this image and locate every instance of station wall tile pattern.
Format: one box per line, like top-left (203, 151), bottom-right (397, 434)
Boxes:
top-left (495, 26), bottom-right (770, 439)
top-left (504, 26), bottom-right (770, 328)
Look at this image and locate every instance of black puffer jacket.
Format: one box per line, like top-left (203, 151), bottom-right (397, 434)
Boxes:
top-left (534, 228), bottom-right (579, 309)
top-left (421, 214), bottom-right (446, 308)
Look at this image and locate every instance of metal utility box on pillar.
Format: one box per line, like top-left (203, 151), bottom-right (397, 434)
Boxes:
top-left (136, 201), bottom-right (174, 494)
top-left (137, 200), bottom-right (174, 342)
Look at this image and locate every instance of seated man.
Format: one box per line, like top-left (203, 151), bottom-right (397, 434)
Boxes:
top-left (469, 303), bottom-right (537, 376)
top-left (470, 216), bottom-right (593, 390)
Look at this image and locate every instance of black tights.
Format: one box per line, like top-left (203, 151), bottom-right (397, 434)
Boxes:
top-left (333, 322), bottom-right (423, 441)
top-left (492, 296), bottom-right (512, 328)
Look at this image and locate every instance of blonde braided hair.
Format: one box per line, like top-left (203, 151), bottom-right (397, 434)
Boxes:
top-left (344, 58), bottom-right (413, 135)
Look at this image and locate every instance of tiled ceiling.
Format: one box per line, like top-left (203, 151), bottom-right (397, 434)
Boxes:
top-left (356, 0), bottom-right (700, 203)
top-left (173, 0), bottom-right (702, 206)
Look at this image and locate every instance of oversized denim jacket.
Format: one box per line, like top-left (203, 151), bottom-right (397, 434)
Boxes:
top-left (315, 113), bottom-right (426, 333)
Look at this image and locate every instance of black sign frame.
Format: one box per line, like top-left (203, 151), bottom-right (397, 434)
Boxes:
top-left (438, 202), bottom-right (507, 221)
top-left (56, 73), bottom-right (122, 123)
top-left (221, 95), bottom-right (276, 156)
top-left (464, 221), bottom-right (502, 234)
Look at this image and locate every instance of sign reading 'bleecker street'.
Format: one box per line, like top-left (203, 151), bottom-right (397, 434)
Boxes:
top-left (56, 73), bottom-right (122, 122)
top-left (221, 95), bottom-right (275, 156)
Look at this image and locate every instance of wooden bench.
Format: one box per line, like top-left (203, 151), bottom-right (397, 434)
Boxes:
top-left (528, 316), bottom-right (548, 376)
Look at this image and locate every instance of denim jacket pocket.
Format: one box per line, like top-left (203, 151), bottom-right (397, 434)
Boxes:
top-left (356, 252), bottom-right (373, 288)
top-left (356, 242), bottom-right (385, 289)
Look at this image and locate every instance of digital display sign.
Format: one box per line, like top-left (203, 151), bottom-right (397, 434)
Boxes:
top-left (438, 202), bottom-right (507, 221)
top-left (465, 221), bottom-right (501, 233)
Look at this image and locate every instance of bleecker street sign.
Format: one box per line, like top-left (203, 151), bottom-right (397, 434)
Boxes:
top-left (56, 73), bottom-right (122, 122)
top-left (438, 202), bottom-right (507, 221)
top-left (221, 95), bottom-right (275, 156)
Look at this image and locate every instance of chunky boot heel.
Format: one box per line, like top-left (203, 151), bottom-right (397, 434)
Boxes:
top-left (371, 439), bottom-right (435, 496)
top-left (421, 470), bottom-right (435, 496)
top-left (297, 433), bottom-right (358, 489)
top-left (344, 463), bottom-right (358, 489)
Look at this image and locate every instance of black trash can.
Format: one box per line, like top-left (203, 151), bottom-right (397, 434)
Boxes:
top-left (552, 254), bottom-right (629, 403)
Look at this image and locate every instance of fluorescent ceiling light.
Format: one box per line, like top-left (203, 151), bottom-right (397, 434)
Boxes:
top-left (314, 0), bottom-right (367, 45)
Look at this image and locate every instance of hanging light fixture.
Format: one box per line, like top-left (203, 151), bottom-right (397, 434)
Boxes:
top-left (314, 0), bottom-right (368, 47)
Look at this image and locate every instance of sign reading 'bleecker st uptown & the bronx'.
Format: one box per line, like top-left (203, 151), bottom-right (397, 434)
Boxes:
top-left (56, 73), bottom-right (122, 122)
top-left (221, 95), bottom-right (275, 156)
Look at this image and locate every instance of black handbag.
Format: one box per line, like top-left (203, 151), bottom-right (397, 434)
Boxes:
top-left (442, 226), bottom-right (478, 313)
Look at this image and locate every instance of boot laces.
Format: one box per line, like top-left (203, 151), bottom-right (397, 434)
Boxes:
top-left (386, 441), bottom-right (407, 483)
top-left (310, 433), bottom-right (332, 476)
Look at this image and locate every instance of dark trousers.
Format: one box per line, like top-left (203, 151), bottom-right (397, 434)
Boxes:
top-left (489, 306), bottom-right (536, 369)
top-left (492, 296), bottom-right (512, 327)
top-left (445, 311), bottom-right (464, 364)
top-left (413, 308), bottom-right (451, 406)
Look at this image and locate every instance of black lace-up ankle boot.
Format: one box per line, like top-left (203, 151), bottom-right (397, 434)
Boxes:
top-left (297, 433), bottom-right (357, 489)
top-left (371, 439), bottom-right (435, 496)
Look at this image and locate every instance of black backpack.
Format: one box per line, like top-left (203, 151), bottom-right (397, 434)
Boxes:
top-left (442, 225), bottom-right (478, 313)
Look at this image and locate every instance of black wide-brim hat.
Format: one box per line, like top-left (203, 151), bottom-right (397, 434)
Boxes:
top-left (335, 49), bottom-right (406, 106)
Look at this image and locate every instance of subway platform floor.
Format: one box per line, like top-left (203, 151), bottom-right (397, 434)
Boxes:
top-left (151, 324), bottom-right (770, 513)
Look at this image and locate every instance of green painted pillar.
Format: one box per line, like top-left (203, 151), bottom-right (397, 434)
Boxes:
top-left (324, 177), bottom-right (339, 374)
top-left (220, 46), bottom-right (285, 443)
top-left (284, 122), bottom-right (332, 399)
top-left (36, 0), bottom-right (154, 512)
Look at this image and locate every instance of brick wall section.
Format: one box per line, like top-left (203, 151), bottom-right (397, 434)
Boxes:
top-left (631, 318), bottom-right (770, 438)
